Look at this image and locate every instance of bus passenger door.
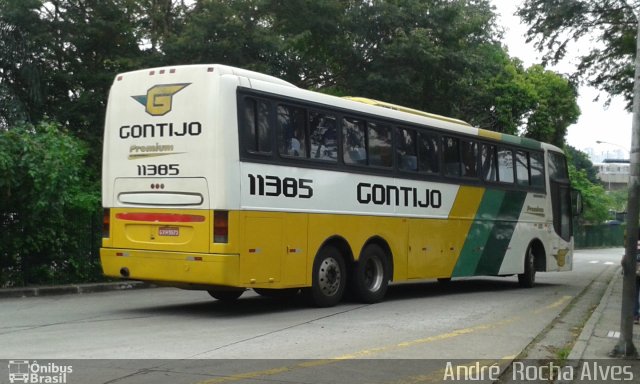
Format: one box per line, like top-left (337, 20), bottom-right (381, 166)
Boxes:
top-left (551, 181), bottom-right (572, 243)
top-left (550, 179), bottom-right (573, 270)
top-left (548, 151), bottom-right (573, 269)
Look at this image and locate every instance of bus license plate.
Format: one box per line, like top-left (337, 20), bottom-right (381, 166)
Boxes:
top-left (158, 227), bottom-right (179, 237)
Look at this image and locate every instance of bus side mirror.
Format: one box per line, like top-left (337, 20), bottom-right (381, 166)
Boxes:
top-left (571, 189), bottom-right (583, 216)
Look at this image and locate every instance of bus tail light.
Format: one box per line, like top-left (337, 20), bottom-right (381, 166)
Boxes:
top-left (214, 211), bottom-right (229, 243)
top-left (102, 208), bottom-right (110, 238)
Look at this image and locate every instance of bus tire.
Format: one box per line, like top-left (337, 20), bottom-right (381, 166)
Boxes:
top-left (518, 246), bottom-right (536, 288)
top-left (352, 244), bottom-right (389, 304)
top-left (207, 288), bottom-right (244, 301)
top-left (304, 245), bottom-right (346, 307)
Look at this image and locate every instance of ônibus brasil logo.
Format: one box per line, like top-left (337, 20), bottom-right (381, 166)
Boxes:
top-left (7, 360), bottom-right (73, 384)
top-left (132, 83), bottom-right (190, 116)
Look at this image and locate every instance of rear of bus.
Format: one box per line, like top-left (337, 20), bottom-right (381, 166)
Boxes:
top-left (100, 65), bottom-right (243, 289)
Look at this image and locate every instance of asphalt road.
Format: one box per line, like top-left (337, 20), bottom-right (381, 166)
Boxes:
top-left (0, 248), bottom-right (623, 384)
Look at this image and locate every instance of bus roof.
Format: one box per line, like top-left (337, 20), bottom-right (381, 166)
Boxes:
top-left (114, 64), bottom-right (297, 89)
top-left (344, 97), bottom-right (472, 127)
top-left (113, 63), bottom-right (556, 154)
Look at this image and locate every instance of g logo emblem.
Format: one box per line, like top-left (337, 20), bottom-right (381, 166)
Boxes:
top-left (132, 83), bottom-right (190, 116)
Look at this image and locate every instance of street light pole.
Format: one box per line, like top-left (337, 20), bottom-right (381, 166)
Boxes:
top-left (610, 2), bottom-right (640, 359)
top-left (595, 140), bottom-right (630, 159)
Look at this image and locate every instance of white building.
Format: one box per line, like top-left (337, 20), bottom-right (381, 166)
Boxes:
top-left (594, 159), bottom-right (629, 191)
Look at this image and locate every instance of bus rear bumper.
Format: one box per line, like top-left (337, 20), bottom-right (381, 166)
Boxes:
top-left (100, 248), bottom-right (240, 288)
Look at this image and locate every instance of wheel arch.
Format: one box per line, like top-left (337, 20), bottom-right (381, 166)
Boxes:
top-left (529, 238), bottom-right (547, 272)
top-left (317, 235), bottom-right (354, 265)
top-left (361, 236), bottom-right (394, 282)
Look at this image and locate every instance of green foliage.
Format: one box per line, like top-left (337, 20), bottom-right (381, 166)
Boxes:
top-left (0, 0), bottom-right (148, 166)
top-left (609, 186), bottom-right (629, 213)
top-left (0, 122), bottom-right (101, 287)
top-left (568, 163), bottom-right (612, 224)
top-left (160, 0), bottom-right (579, 144)
top-left (565, 145), bottom-right (598, 183)
top-left (518, 0), bottom-right (637, 109)
top-left (521, 66), bottom-right (580, 146)
top-left (565, 146), bottom-right (611, 223)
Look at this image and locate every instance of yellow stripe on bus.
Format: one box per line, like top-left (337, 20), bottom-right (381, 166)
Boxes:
top-left (477, 128), bottom-right (502, 141)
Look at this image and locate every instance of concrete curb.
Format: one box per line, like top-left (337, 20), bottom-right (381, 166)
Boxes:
top-left (567, 266), bottom-right (621, 360)
top-left (0, 281), bottom-right (154, 299)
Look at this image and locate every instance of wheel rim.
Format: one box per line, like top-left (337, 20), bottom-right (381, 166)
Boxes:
top-left (318, 257), bottom-right (342, 297)
top-left (363, 257), bottom-right (384, 292)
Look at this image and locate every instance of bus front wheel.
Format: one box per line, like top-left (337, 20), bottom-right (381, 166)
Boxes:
top-left (351, 244), bottom-right (390, 304)
top-left (305, 246), bottom-right (346, 307)
top-left (518, 246), bottom-right (536, 288)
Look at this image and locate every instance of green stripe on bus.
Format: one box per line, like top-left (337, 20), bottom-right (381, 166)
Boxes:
top-left (452, 189), bottom-right (505, 277)
top-left (473, 190), bottom-right (528, 275)
top-left (501, 134), bottom-right (542, 150)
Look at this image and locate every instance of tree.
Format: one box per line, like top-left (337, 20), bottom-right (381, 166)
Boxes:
top-left (517, 0), bottom-right (637, 108)
top-left (0, 122), bottom-right (100, 287)
top-left (521, 65), bottom-right (580, 146)
top-left (0, 0), bottom-right (148, 165)
top-left (568, 163), bottom-right (612, 224)
top-left (566, 145), bottom-right (599, 183)
top-left (565, 146), bottom-right (612, 224)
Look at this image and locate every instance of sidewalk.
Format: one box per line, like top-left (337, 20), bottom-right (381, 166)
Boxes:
top-left (569, 268), bottom-right (640, 360)
top-left (0, 280), bottom-right (152, 298)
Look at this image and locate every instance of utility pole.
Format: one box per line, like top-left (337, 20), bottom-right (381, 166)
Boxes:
top-left (610, 1), bottom-right (640, 358)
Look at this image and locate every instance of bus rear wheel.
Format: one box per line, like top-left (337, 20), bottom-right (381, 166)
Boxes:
top-left (207, 288), bottom-right (244, 301)
top-left (518, 246), bottom-right (536, 288)
top-left (304, 245), bottom-right (346, 307)
top-left (351, 244), bottom-right (389, 304)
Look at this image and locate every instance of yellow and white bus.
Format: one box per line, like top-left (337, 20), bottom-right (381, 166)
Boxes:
top-left (100, 64), bottom-right (577, 307)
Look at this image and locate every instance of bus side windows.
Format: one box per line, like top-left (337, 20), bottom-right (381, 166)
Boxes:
top-left (278, 104), bottom-right (307, 158)
top-left (481, 144), bottom-right (498, 182)
top-left (497, 147), bottom-right (515, 184)
top-left (368, 122), bottom-right (392, 168)
top-left (516, 150), bottom-right (530, 186)
top-left (343, 117), bottom-right (367, 165)
top-left (244, 97), bottom-right (272, 154)
top-left (443, 136), bottom-right (478, 178)
top-left (310, 111), bottom-right (337, 162)
top-left (417, 131), bottom-right (439, 174)
top-left (530, 152), bottom-right (545, 188)
top-left (548, 151), bottom-right (568, 180)
top-left (461, 139), bottom-right (478, 178)
top-left (396, 127), bottom-right (417, 171)
top-left (443, 136), bottom-right (461, 177)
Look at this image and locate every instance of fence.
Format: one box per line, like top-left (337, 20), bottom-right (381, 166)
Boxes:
top-left (574, 223), bottom-right (625, 249)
